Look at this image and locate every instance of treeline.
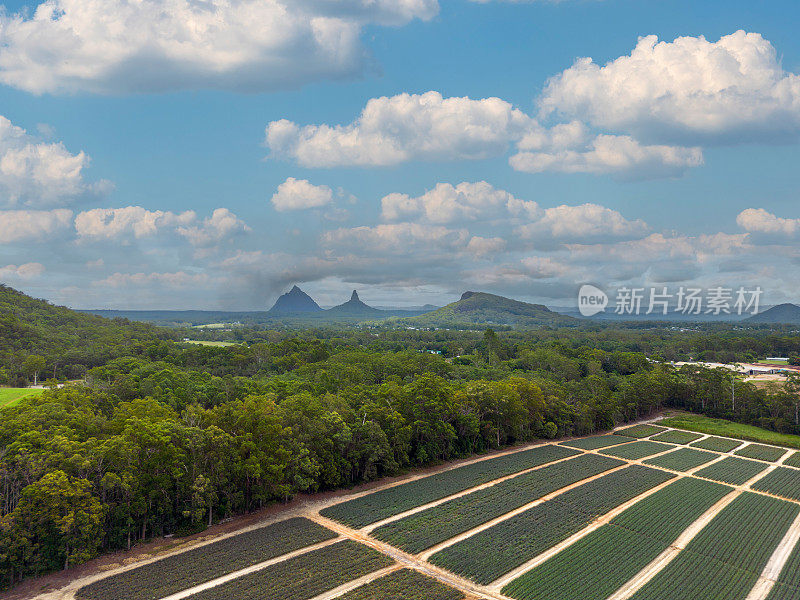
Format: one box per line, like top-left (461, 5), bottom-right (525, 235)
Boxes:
top-left (3, 331), bottom-right (800, 587)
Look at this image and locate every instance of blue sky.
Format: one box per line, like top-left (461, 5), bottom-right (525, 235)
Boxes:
top-left (0, 0), bottom-right (799, 309)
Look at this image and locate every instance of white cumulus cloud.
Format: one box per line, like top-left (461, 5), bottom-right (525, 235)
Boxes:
top-left (510, 134), bottom-right (703, 179)
top-left (737, 208), bottom-right (800, 237)
top-left (271, 177), bottom-right (333, 211)
top-left (516, 203), bottom-right (649, 243)
top-left (0, 116), bottom-right (109, 207)
top-left (539, 31), bottom-right (800, 144)
top-left (266, 91), bottom-right (534, 167)
top-left (75, 206), bottom-right (195, 240)
top-left (0, 262), bottom-right (45, 280)
top-left (0, 0), bottom-right (438, 95)
top-left (0, 209), bottom-right (73, 243)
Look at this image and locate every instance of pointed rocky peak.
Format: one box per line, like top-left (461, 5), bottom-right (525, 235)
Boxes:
top-left (350, 290), bottom-right (360, 302)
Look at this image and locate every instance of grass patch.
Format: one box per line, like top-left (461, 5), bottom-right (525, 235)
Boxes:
top-left (657, 413), bottom-right (800, 450)
top-left (0, 387), bottom-right (45, 409)
top-left (182, 340), bottom-right (237, 347)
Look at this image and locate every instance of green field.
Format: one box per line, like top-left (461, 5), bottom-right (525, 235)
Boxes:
top-left (321, 444), bottom-right (578, 528)
top-left (643, 448), bottom-right (717, 472)
top-left (560, 435), bottom-right (636, 450)
top-left (694, 457), bottom-right (768, 486)
top-left (650, 430), bottom-right (705, 445)
top-left (503, 477), bottom-right (732, 600)
top-left (182, 340), bottom-right (238, 347)
top-left (658, 414), bottom-right (800, 449)
top-left (734, 444), bottom-right (788, 462)
top-left (76, 518), bottom-right (337, 600)
top-left (430, 465), bottom-right (674, 584)
top-left (614, 424), bottom-right (667, 438)
top-left (0, 387), bottom-right (45, 409)
top-left (752, 467), bottom-right (800, 501)
top-left (371, 454), bottom-right (623, 554)
top-left (628, 492), bottom-right (800, 600)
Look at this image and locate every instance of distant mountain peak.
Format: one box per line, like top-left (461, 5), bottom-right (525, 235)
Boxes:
top-left (326, 289), bottom-right (382, 316)
top-left (461, 291), bottom-right (476, 301)
top-left (748, 303), bottom-right (800, 324)
top-left (269, 286), bottom-right (322, 313)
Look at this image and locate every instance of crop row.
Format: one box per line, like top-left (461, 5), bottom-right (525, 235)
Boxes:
top-left (735, 443), bottom-right (788, 462)
top-left (782, 451), bottom-right (800, 468)
top-left (752, 467), bottom-right (800, 501)
top-left (694, 456), bottom-right (768, 485)
top-left (185, 540), bottom-right (393, 600)
top-left (615, 424), bottom-right (667, 438)
top-left (600, 440), bottom-right (674, 460)
top-left (650, 430), bottom-right (704, 445)
top-left (371, 453), bottom-right (623, 554)
top-left (560, 434), bottom-right (635, 450)
top-left (338, 568), bottom-right (465, 600)
top-left (500, 477), bottom-right (732, 600)
top-left (76, 517), bottom-right (337, 600)
top-left (430, 465), bottom-right (675, 585)
top-left (321, 443), bottom-right (578, 528)
top-left (690, 436), bottom-right (743, 453)
top-left (644, 447), bottom-right (717, 471)
top-left (629, 492), bottom-right (800, 600)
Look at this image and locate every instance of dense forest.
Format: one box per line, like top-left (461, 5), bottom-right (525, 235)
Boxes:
top-left (3, 287), bottom-right (800, 588)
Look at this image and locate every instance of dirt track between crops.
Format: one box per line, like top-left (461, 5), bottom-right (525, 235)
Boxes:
top-left (20, 414), bottom-right (800, 600)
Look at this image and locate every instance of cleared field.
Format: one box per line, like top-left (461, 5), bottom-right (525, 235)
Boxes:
top-left (659, 414), bottom-right (800, 449)
top-left (628, 492), bottom-right (800, 600)
top-left (735, 444), bottom-right (788, 462)
top-left (429, 465), bottom-right (674, 585)
top-left (694, 457), bottom-right (768, 485)
top-left (752, 467), bottom-right (800, 501)
top-left (503, 477), bottom-right (732, 600)
top-left (321, 444), bottom-right (578, 528)
top-left (0, 387), bottom-right (45, 409)
top-left (371, 453), bottom-right (624, 554)
top-left (643, 448), bottom-right (717, 472)
top-left (690, 436), bottom-right (743, 453)
top-left (600, 441), bottom-right (674, 460)
top-left (782, 451), bottom-right (800, 468)
top-left (76, 517), bottom-right (337, 600)
top-left (650, 430), bottom-right (705, 445)
top-left (560, 434), bottom-right (636, 450)
top-left (337, 568), bottom-right (465, 600)
top-left (182, 340), bottom-right (237, 347)
top-left (185, 540), bottom-right (392, 600)
top-left (615, 424), bottom-right (667, 438)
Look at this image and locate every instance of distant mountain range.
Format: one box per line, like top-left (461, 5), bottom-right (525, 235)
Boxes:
top-left (747, 303), bottom-right (800, 324)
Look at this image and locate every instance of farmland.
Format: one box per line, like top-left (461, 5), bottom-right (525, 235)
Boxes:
top-left (184, 540), bottom-right (392, 600)
top-left (428, 465), bottom-right (674, 584)
top-left (628, 492), bottom-right (800, 600)
top-left (337, 569), bottom-right (465, 600)
top-left (560, 434), bottom-right (635, 450)
top-left (735, 443), bottom-right (788, 462)
top-left (503, 477), bottom-right (732, 600)
top-left (690, 436), bottom-right (744, 453)
top-left (320, 443), bottom-right (578, 528)
top-left (752, 467), bottom-right (800, 501)
top-left (72, 425), bottom-right (800, 600)
top-left (643, 447), bottom-right (718, 471)
top-left (371, 453), bottom-right (623, 553)
top-left (599, 440), bottom-right (674, 460)
top-left (76, 517), bottom-right (337, 600)
top-left (694, 456), bottom-right (768, 485)
top-left (783, 451), bottom-right (800, 468)
top-left (650, 430), bottom-right (705, 445)
top-left (615, 424), bottom-right (667, 438)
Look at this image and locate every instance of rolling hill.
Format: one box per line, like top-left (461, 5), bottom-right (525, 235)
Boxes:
top-left (400, 291), bottom-right (577, 329)
top-left (747, 303), bottom-right (800, 324)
